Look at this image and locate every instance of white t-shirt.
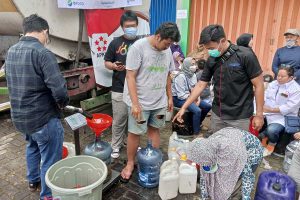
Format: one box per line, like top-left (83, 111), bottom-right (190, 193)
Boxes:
top-left (123, 37), bottom-right (175, 110)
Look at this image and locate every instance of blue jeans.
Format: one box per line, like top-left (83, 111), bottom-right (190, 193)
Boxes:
top-left (173, 96), bottom-right (212, 133)
top-left (25, 118), bottom-right (64, 199)
top-left (260, 123), bottom-right (285, 144)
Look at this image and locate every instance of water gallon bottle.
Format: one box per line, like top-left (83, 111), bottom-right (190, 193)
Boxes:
top-left (83, 136), bottom-right (112, 165)
top-left (179, 162), bottom-right (197, 194)
top-left (137, 140), bottom-right (163, 188)
top-left (158, 169), bottom-right (179, 199)
top-left (254, 170), bottom-right (296, 200)
top-left (283, 140), bottom-right (300, 173)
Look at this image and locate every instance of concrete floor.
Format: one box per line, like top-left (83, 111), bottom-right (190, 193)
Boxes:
top-left (0, 104), bottom-right (285, 200)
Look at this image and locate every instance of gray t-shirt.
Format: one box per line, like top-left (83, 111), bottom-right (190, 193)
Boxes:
top-left (123, 37), bottom-right (175, 110)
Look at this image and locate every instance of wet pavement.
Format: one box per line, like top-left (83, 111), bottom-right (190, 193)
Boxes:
top-left (0, 104), bottom-right (284, 200)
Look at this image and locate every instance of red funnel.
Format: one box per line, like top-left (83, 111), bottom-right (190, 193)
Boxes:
top-left (86, 113), bottom-right (112, 137)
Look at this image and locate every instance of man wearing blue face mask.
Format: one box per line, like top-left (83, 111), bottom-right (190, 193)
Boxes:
top-left (104, 10), bottom-right (139, 159)
top-left (272, 29), bottom-right (300, 85)
top-left (173, 24), bottom-right (265, 133)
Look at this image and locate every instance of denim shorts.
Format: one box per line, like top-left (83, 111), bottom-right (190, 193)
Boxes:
top-left (128, 107), bottom-right (166, 135)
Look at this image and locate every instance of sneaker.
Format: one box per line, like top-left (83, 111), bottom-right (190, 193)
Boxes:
top-left (111, 149), bottom-right (120, 159)
top-left (28, 181), bottom-right (40, 192)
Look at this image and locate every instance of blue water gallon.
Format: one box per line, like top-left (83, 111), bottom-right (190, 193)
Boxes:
top-left (83, 137), bottom-right (112, 165)
top-left (137, 140), bottom-right (163, 188)
top-left (254, 170), bottom-right (296, 200)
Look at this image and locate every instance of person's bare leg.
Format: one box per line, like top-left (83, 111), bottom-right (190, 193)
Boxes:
top-left (121, 132), bottom-right (140, 179)
top-left (147, 126), bottom-right (160, 148)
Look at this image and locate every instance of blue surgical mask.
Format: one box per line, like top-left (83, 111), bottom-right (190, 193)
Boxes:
top-left (124, 27), bottom-right (137, 39)
top-left (208, 49), bottom-right (221, 57)
top-left (208, 42), bottom-right (222, 57)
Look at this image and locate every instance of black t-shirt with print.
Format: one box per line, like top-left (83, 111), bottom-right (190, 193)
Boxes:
top-left (200, 44), bottom-right (263, 120)
top-left (104, 36), bottom-right (138, 93)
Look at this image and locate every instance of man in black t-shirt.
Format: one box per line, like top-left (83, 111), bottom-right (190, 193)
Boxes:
top-left (104, 11), bottom-right (139, 159)
top-left (174, 24), bottom-right (265, 133)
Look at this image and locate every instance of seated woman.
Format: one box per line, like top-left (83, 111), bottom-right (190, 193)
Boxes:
top-left (172, 51), bottom-right (183, 71)
top-left (188, 127), bottom-right (263, 200)
top-left (260, 66), bottom-right (300, 157)
top-left (172, 57), bottom-right (211, 135)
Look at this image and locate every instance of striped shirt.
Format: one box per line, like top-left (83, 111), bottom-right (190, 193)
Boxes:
top-left (5, 36), bottom-right (69, 134)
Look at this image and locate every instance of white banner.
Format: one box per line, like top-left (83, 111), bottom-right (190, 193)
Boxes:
top-left (57, 0), bottom-right (142, 9)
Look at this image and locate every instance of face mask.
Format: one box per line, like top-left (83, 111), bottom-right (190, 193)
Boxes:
top-left (285, 39), bottom-right (296, 48)
top-left (124, 27), bottom-right (137, 39)
top-left (208, 42), bottom-right (222, 57)
top-left (189, 65), bottom-right (197, 73)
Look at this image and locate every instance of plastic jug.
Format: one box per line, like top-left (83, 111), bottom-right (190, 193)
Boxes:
top-left (137, 140), bottom-right (163, 188)
top-left (160, 159), bottom-right (179, 173)
top-left (158, 168), bottom-right (179, 200)
top-left (179, 163), bottom-right (197, 194)
top-left (254, 170), bottom-right (296, 200)
top-left (283, 140), bottom-right (300, 173)
top-left (83, 136), bottom-right (112, 165)
top-left (168, 132), bottom-right (189, 160)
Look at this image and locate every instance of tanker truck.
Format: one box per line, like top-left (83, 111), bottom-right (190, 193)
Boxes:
top-left (0, 0), bottom-right (151, 111)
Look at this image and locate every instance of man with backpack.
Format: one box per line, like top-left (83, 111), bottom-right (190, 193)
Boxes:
top-left (173, 24), bottom-right (264, 132)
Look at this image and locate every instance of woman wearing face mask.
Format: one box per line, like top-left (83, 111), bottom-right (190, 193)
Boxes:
top-left (260, 66), bottom-right (300, 157)
top-left (272, 29), bottom-right (300, 85)
top-left (188, 127), bottom-right (263, 200)
top-left (172, 57), bottom-right (212, 135)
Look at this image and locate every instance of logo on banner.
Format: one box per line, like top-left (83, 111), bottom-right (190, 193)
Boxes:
top-left (67, 0), bottom-right (84, 7)
top-left (92, 34), bottom-right (109, 58)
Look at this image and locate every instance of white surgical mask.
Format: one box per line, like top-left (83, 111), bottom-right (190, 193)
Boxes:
top-left (285, 39), bottom-right (296, 48)
top-left (189, 65), bottom-right (197, 73)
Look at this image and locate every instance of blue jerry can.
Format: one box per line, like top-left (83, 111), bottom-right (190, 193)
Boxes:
top-left (254, 170), bottom-right (296, 200)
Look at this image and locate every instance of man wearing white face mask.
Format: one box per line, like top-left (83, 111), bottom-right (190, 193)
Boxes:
top-left (272, 29), bottom-right (300, 85)
top-left (104, 10), bottom-right (139, 159)
top-left (172, 57), bottom-right (212, 135)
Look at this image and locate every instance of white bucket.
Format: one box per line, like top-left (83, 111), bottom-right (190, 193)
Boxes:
top-left (45, 156), bottom-right (107, 200)
top-left (179, 163), bottom-right (197, 194)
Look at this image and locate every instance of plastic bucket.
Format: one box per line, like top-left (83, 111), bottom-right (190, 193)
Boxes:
top-left (45, 156), bottom-right (107, 200)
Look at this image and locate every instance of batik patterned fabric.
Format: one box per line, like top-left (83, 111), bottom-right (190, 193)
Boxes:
top-left (188, 127), bottom-right (263, 200)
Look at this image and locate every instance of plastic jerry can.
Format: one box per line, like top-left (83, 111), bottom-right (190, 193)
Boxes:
top-left (161, 159), bottom-right (179, 173)
top-left (158, 168), bottom-right (179, 200)
top-left (179, 163), bottom-right (197, 194)
top-left (254, 170), bottom-right (296, 200)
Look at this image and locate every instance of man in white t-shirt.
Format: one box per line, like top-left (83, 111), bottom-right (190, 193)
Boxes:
top-left (121, 22), bottom-right (181, 182)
